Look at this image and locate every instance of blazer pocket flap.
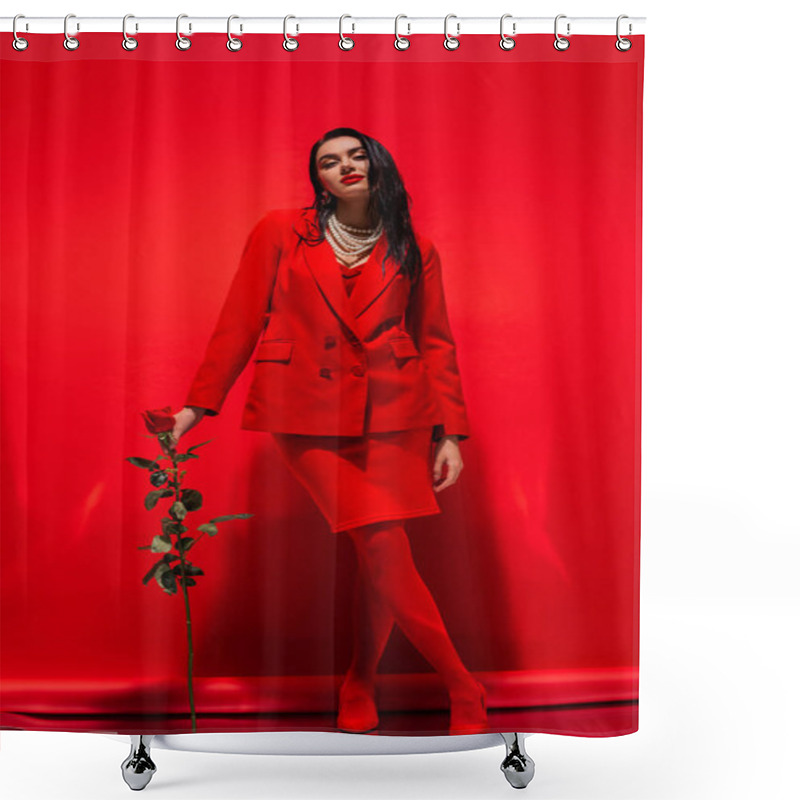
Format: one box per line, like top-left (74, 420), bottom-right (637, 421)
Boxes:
top-left (254, 339), bottom-right (294, 362)
top-left (389, 337), bottom-right (421, 359)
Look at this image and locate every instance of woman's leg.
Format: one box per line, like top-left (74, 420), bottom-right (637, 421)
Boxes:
top-left (337, 536), bottom-right (395, 731)
top-left (345, 519), bottom-right (481, 698)
top-left (343, 563), bottom-right (394, 686)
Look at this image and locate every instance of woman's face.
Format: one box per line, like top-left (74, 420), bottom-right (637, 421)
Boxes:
top-left (315, 136), bottom-right (370, 201)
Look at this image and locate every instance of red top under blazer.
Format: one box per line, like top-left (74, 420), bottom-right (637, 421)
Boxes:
top-left (184, 207), bottom-right (470, 441)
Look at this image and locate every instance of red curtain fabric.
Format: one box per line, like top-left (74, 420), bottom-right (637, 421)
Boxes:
top-left (0, 32), bottom-right (644, 736)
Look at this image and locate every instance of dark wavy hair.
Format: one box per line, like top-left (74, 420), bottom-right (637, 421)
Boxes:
top-left (300, 127), bottom-right (423, 284)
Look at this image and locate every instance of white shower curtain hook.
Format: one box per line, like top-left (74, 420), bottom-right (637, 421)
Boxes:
top-left (499, 14), bottom-right (516, 50)
top-left (394, 14), bottom-right (410, 51)
top-left (122, 15), bottom-right (138, 51)
top-left (339, 15), bottom-right (355, 50)
top-left (443, 14), bottom-right (460, 51)
top-left (63, 13), bottom-right (80, 51)
top-left (227, 15), bottom-right (243, 52)
top-left (615, 15), bottom-right (632, 51)
top-left (11, 14), bottom-right (29, 52)
top-left (553, 14), bottom-right (570, 51)
top-left (176, 14), bottom-right (192, 51)
top-left (283, 15), bottom-right (299, 51)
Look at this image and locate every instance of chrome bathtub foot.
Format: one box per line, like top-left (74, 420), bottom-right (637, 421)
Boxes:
top-left (121, 735), bottom-right (157, 790)
top-left (500, 733), bottom-right (535, 789)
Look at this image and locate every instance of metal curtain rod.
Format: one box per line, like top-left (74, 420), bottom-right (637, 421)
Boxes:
top-left (1, 15), bottom-right (646, 36)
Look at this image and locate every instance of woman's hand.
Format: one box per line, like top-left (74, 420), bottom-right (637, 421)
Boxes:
top-left (432, 435), bottom-right (463, 492)
top-left (161, 406), bottom-right (206, 458)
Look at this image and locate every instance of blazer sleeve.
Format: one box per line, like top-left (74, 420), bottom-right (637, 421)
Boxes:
top-left (406, 238), bottom-right (470, 441)
top-left (183, 210), bottom-right (284, 416)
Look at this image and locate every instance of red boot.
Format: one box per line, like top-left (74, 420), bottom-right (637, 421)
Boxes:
top-left (449, 678), bottom-right (488, 734)
top-left (337, 674), bottom-right (379, 733)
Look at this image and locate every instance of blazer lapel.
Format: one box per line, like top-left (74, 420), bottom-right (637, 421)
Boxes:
top-left (296, 208), bottom-right (403, 334)
top-left (347, 234), bottom-right (402, 318)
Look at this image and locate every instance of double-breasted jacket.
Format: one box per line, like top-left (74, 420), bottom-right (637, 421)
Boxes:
top-left (184, 207), bottom-right (470, 440)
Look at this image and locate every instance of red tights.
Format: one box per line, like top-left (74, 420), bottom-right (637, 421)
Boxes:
top-left (343, 519), bottom-right (475, 694)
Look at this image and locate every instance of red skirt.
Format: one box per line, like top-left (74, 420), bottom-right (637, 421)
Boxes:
top-left (271, 427), bottom-right (442, 533)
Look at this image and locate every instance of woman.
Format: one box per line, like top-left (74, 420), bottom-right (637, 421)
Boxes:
top-left (170, 127), bottom-right (487, 734)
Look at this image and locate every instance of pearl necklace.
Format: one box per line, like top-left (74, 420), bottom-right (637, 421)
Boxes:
top-left (325, 212), bottom-right (383, 269)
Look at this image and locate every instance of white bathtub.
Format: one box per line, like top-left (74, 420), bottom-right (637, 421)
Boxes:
top-left (105, 731), bottom-right (535, 789)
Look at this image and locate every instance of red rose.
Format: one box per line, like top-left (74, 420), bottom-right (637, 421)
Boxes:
top-left (142, 406), bottom-right (177, 434)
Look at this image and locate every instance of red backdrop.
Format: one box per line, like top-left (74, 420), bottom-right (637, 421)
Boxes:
top-left (0, 32), bottom-right (643, 736)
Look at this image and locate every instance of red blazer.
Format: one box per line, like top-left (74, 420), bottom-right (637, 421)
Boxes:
top-left (184, 207), bottom-right (470, 440)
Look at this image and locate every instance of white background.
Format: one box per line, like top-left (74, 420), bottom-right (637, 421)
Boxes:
top-left (1, 1), bottom-right (798, 798)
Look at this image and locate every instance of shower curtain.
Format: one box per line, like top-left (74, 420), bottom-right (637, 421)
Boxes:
top-left (0, 28), bottom-right (644, 738)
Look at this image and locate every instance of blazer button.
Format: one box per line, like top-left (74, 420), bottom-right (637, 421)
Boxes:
top-left (351, 365), bottom-right (365, 377)
top-left (324, 335), bottom-right (336, 349)
top-left (319, 367), bottom-right (332, 378)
